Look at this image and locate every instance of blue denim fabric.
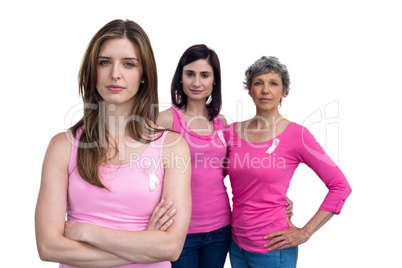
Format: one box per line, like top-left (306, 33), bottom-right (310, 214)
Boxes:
top-left (171, 225), bottom-right (231, 268)
top-left (229, 239), bottom-right (298, 268)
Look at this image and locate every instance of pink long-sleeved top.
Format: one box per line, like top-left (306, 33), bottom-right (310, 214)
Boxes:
top-left (62, 128), bottom-right (170, 268)
top-left (224, 122), bottom-right (351, 253)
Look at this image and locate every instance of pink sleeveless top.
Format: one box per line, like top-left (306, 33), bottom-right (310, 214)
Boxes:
top-left (170, 106), bottom-right (231, 233)
top-left (61, 128), bottom-right (170, 268)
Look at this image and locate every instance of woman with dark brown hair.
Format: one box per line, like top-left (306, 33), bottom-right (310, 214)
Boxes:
top-left (157, 44), bottom-right (230, 268)
top-left (35, 19), bottom-right (191, 268)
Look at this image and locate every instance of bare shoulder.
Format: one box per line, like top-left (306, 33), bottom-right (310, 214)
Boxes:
top-left (48, 132), bottom-right (72, 153)
top-left (162, 132), bottom-right (189, 157)
top-left (157, 109), bottom-right (174, 129)
top-left (218, 114), bottom-right (228, 127)
top-left (44, 132), bottom-right (72, 168)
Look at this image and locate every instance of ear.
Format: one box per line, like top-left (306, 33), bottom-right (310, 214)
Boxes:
top-left (281, 88), bottom-right (287, 98)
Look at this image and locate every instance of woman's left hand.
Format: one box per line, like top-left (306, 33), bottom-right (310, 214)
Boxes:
top-left (147, 199), bottom-right (176, 231)
top-left (64, 220), bottom-right (87, 242)
top-left (285, 197), bottom-right (294, 218)
top-left (264, 218), bottom-right (309, 251)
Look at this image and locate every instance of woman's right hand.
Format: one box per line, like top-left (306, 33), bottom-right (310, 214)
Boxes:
top-left (146, 199), bottom-right (176, 231)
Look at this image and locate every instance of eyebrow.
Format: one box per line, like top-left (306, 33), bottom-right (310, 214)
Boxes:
top-left (184, 70), bottom-right (212, 74)
top-left (98, 56), bottom-right (140, 61)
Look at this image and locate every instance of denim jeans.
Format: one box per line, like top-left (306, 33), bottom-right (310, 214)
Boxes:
top-left (171, 225), bottom-right (231, 268)
top-left (229, 239), bottom-right (298, 268)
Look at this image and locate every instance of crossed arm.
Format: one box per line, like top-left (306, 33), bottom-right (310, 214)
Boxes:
top-left (35, 132), bottom-right (191, 267)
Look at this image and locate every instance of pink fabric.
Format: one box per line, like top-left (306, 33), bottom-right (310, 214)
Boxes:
top-left (170, 106), bottom-right (231, 233)
top-left (224, 122), bottom-right (351, 253)
top-left (62, 128), bottom-right (170, 268)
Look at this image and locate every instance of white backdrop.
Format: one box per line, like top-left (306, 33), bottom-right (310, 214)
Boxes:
top-left (1, 0), bottom-right (401, 267)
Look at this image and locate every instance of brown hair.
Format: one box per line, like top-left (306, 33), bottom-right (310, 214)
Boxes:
top-left (70, 19), bottom-right (162, 189)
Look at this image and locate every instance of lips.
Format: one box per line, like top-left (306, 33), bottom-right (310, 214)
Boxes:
top-left (190, 89), bottom-right (203, 94)
top-left (107, 85), bottom-right (124, 92)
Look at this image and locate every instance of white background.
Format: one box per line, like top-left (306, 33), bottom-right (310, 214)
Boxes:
top-left (1, 0), bottom-right (401, 267)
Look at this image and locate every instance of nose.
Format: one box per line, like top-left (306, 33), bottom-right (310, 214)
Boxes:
top-left (111, 64), bottom-right (121, 80)
top-left (192, 75), bottom-right (201, 87)
top-left (262, 84), bottom-right (269, 94)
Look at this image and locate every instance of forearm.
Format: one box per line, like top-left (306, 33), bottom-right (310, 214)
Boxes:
top-left (81, 225), bottom-right (185, 263)
top-left (79, 134), bottom-right (192, 264)
top-left (37, 235), bottom-right (131, 267)
top-left (302, 209), bottom-right (334, 238)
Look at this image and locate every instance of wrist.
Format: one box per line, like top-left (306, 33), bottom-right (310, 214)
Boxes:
top-left (301, 226), bottom-right (313, 240)
top-left (78, 223), bottom-right (93, 243)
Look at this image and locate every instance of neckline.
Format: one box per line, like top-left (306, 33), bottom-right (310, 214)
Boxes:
top-left (101, 129), bottom-right (165, 168)
top-left (173, 106), bottom-right (221, 140)
top-left (233, 121), bottom-right (294, 145)
top-left (101, 142), bottom-right (152, 168)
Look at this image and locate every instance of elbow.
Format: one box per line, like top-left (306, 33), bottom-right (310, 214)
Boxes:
top-left (169, 248), bottom-right (182, 262)
top-left (343, 181), bottom-right (352, 198)
top-left (37, 243), bottom-right (53, 262)
top-left (347, 185), bottom-right (352, 197)
top-left (36, 237), bottom-right (62, 263)
top-left (347, 182), bottom-right (352, 195)
top-left (167, 251), bottom-right (181, 262)
top-left (165, 241), bottom-right (185, 262)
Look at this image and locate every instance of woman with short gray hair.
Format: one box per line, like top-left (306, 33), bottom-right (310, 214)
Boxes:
top-left (224, 56), bottom-right (352, 268)
top-left (243, 56), bottom-right (290, 106)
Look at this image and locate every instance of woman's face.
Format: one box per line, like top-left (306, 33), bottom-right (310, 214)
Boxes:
top-left (181, 59), bottom-right (214, 102)
top-left (249, 71), bottom-right (285, 112)
top-left (96, 38), bottom-right (143, 108)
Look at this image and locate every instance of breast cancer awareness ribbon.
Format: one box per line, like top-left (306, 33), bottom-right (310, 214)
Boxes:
top-left (266, 138), bottom-right (280, 154)
top-left (217, 130), bottom-right (226, 147)
top-left (145, 160), bottom-right (159, 191)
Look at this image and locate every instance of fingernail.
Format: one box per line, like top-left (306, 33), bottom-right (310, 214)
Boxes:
top-left (160, 199), bottom-right (165, 203)
top-left (171, 209), bottom-right (176, 214)
top-left (167, 201), bottom-right (173, 206)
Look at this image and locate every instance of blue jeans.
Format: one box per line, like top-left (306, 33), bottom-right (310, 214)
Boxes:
top-left (171, 225), bottom-right (231, 268)
top-left (229, 239), bottom-right (298, 268)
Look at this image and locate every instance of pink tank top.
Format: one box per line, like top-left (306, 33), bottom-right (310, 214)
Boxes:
top-left (170, 106), bottom-right (231, 233)
top-left (62, 128), bottom-right (170, 268)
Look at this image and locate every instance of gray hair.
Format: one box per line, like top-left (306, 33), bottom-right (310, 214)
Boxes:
top-left (243, 56), bottom-right (290, 106)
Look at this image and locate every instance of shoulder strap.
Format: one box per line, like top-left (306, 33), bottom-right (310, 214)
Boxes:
top-left (214, 115), bottom-right (226, 130)
top-left (169, 106), bottom-right (184, 132)
top-left (68, 128), bottom-right (82, 175)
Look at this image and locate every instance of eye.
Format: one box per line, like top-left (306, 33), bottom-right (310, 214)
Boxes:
top-left (99, 59), bottom-right (111, 65)
top-left (124, 62), bottom-right (135, 68)
top-left (271, 82), bottom-right (278, 86)
top-left (254, 81), bottom-right (262, 86)
top-left (185, 72), bottom-right (194, 77)
top-left (201, 73), bottom-right (210, 78)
